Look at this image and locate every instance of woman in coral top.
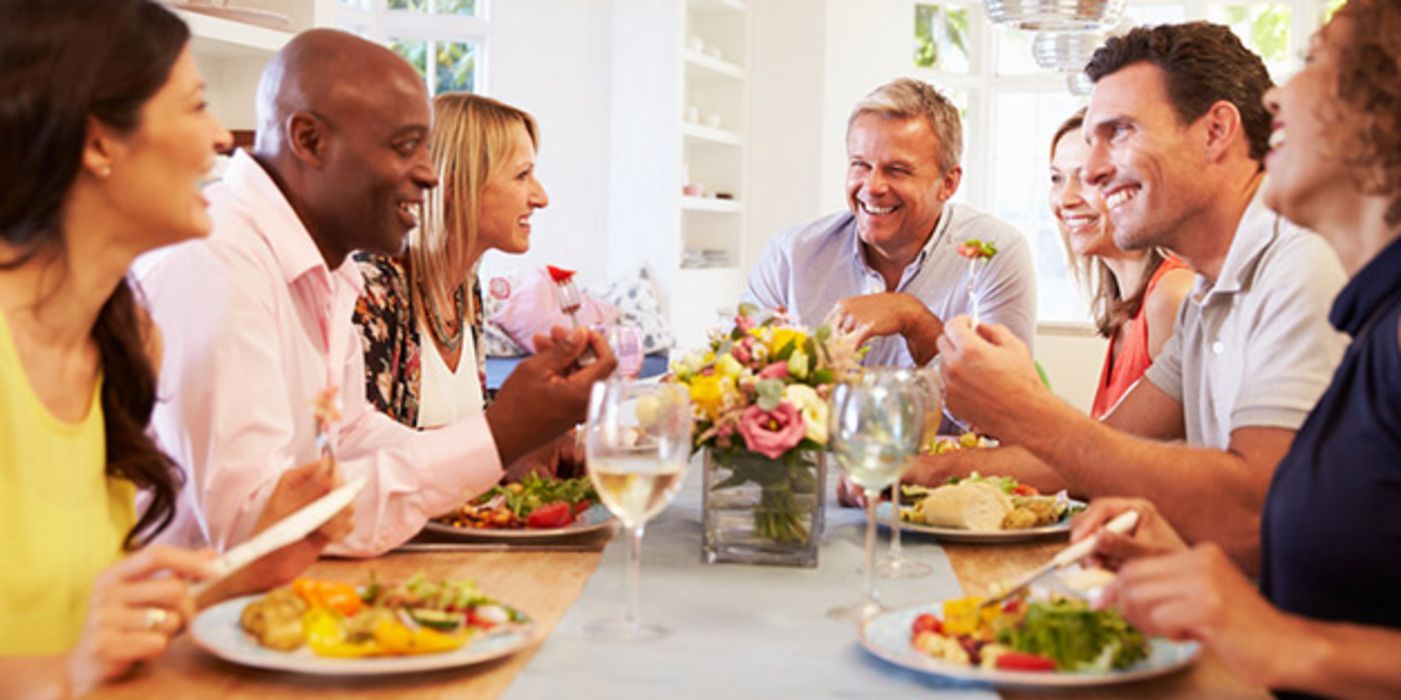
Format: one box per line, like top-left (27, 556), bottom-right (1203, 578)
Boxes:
top-left (1049, 110), bottom-right (1195, 419)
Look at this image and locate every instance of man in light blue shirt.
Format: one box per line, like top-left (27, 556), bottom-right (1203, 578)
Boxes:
top-left (742, 78), bottom-right (1036, 367)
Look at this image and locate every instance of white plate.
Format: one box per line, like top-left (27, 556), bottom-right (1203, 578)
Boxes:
top-left (875, 500), bottom-right (1084, 543)
top-left (191, 595), bottom-right (535, 675)
top-left (422, 503), bottom-right (615, 541)
top-left (859, 603), bottom-right (1200, 689)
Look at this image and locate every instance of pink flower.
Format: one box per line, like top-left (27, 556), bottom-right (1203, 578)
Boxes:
top-left (732, 336), bottom-right (754, 364)
top-left (738, 402), bottom-right (806, 459)
top-left (735, 313), bottom-right (756, 333)
top-left (758, 361), bottom-right (788, 379)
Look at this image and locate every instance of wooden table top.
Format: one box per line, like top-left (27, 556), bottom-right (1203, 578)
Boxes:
top-left (94, 537), bottom-right (1271, 700)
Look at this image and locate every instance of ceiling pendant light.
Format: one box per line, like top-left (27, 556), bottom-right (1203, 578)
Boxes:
top-left (984, 0), bottom-right (1125, 31)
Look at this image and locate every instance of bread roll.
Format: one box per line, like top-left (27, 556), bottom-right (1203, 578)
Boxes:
top-left (917, 481), bottom-right (1013, 531)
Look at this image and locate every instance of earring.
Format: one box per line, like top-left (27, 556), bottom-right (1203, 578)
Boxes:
top-left (97, 165), bottom-right (111, 178)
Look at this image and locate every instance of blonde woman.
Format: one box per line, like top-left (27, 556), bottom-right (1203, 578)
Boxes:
top-left (354, 93), bottom-right (549, 429)
top-left (1049, 110), bottom-right (1194, 418)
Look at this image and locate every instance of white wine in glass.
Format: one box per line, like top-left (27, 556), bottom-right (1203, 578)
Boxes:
top-left (827, 368), bottom-right (924, 622)
top-left (584, 379), bottom-right (691, 641)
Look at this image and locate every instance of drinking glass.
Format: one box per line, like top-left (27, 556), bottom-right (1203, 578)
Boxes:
top-left (875, 367), bottom-right (941, 579)
top-left (599, 324), bottom-right (645, 379)
top-left (583, 378), bottom-right (692, 640)
top-left (827, 368), bottom-right (924, 622)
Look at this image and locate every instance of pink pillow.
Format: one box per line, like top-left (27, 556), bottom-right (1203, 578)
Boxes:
top-left (487, 266), bottom-right (619, 353)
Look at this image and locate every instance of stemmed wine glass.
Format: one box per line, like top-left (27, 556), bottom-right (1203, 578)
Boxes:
top-left (827, 368), bottom-right (925, 622)
top-left (583, 378), bottom-right (692, 640)
top-left (875, 367), bottom-right (941, 579)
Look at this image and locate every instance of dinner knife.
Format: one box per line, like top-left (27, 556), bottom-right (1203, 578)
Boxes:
top-left (977, 509), bottom-right (1140, 610)
top-left (191, 476), bottom-right (366, 598)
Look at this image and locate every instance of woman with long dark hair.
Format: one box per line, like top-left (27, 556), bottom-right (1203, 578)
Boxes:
top-left (0, 1), bottom-right (342, 694)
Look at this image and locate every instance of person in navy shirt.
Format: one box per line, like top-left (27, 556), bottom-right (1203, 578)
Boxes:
top-left (1072, 2), bottom-right (1401, 697)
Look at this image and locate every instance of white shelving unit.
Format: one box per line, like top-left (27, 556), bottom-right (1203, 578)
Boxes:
top-left (176, 2), bottom-right (327, 131)
top-left (608, 0), bottom-right (751, 350)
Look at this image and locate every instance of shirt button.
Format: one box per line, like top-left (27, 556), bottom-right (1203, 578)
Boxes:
top-left (1212, 341), bottom-right (1224, 354)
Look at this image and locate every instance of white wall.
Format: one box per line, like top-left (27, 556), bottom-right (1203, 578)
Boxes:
top-left (477, 0), bottom-right (615, 290)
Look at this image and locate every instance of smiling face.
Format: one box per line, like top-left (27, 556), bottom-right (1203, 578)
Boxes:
top-left (316, 67), bottom-right (437, 257)
top-left (476, 121), bottom-right (548, 255)
top-left (845, 113), bottom-right (958, 255)
top-left (102, 45), bottom-right (231, 251)
top-left (1050, 128), bottom-right (1118, 259)
top-left (1083, 63), bottom-right (1213, 252)
top-left (1261, 18), bottom-right (1353, 232)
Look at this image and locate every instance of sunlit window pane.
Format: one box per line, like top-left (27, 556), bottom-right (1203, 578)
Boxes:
top-left (914, 3), bottom-right (971, 74)
top-left (1208, 3), bottom-right (1292, 81)
top-left (989, 91), bottom-right (1089, 323)
top-left (390, 38), bottom-right (428, 76)
top-left (433, 0), bottom-right (477, 16)
top-left (435, 40), bottom-right (476, 94)
top-left (995, 26), bottom-right (1039, 76)
top-left (388, 0), bottom-right (427, 10)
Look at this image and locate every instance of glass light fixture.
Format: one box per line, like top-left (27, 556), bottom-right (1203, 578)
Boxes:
top-left (1031, 30), bottom-right (1107, 72)
top-left (984, 0), bottom-right (1125, 31)
top-left (1066, 71), bottom-right (1094, 96)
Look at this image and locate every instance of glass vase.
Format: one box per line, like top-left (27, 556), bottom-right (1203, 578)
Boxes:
top-left (701, 447), bottom-right (825, 567)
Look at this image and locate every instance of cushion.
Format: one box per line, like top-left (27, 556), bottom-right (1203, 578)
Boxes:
top-left (594, 263), bottom-right (674, 354)
top-left (487, 266), bottom-right (619, 354)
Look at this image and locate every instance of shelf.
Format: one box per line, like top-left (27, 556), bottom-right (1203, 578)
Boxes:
top-left (682, 122), bottom-right (744, 146)
top-left (689, 0), bottom-right (749, 13)
top-left (177, 8), bottom-right (292, 59)
top-left (683, 49), bottom-right (745, 80)
top-left (681, 196), bottom-right (743, 213)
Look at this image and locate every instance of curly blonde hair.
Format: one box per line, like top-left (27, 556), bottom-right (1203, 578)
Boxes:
top-left (1329, 0), bottom-right (1401, 227)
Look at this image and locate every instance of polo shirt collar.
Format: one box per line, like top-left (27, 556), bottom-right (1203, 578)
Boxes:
top-left (1200, 185), bottom-right (1278, 301)
top-left (223, 149), bottom-right (340, 288)
top-left (1330, 235), bottom-right (1401, 335)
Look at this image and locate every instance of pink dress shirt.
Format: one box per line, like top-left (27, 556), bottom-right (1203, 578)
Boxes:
top-left (138, 151), bottom-right (503, 556)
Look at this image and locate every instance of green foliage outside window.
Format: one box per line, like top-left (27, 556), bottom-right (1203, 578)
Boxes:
top-left (1214, 3), bottom-right (1291, 67)
top-left (435, 41), bottom-right (476, 94)
top-left (388, 0), bottom-right (476, 14)
top-left (390, 38), bottom-right (427, 75)
top-left (914, 3), bottom-right (970, 72)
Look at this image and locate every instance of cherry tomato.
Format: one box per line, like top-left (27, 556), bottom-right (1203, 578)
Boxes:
top-left (994, 651), bottom-right (1057, 672)
top-left (526, 501), bottom-right (573, 529)
top-left (573, 501), bottom-right (592, 517)
top-left (911, 613), bottom-right (943, 635)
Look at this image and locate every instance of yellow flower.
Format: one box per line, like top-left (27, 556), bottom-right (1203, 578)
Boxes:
top-left (754, 327), bottom-right (807, 355)
top-left (783, 384), bottom-right (828, 445)
top-left (687, 373), bottom-right (730, 419)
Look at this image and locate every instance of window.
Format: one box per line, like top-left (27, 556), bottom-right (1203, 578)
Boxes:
top-left (910, 0), bottom-right (1340, 325)
top-left (335, 0), bottom-right (487, 95)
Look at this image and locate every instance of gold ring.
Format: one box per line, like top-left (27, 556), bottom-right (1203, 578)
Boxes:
top-left (141, 606), bottom-right (169, 630)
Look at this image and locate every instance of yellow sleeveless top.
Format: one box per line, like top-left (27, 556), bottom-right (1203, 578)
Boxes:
top-left (0, 311), bottom-right (135, 654)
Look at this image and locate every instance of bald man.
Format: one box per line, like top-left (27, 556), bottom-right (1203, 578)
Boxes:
top-left (137, 30), bottom-right (615, 556)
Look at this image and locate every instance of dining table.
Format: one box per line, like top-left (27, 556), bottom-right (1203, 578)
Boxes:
top-left (93, 471), bottom-right (1273, 700)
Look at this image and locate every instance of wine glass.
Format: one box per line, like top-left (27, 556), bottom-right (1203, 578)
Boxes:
top-left (827, 368), bottom-right (924, 622)
top-left (875, 367), bottom-right (940, 579)
top-left (600, 324), bottom-right (645, 379)
top-left (583, 378), bottom-right (691, 640)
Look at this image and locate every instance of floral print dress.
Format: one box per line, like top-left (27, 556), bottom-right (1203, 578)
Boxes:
top-left (352, 252), bottom-right (486, 428)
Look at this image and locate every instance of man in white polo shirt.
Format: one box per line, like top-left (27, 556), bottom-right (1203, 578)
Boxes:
top-left (929, 23), bottom-right (1347, 573)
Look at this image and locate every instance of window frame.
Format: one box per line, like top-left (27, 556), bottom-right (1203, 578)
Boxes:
top-left (334, 0), bottom-right (490, 95)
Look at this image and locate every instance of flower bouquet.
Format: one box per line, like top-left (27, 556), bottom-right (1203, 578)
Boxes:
top-left (671, 305), bottom-right (865, 566)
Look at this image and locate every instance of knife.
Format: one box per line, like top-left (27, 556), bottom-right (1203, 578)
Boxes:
top-left (978, 509), bottom-right (1140, 610)
top-left (191, 476), bottom-right (366, 598)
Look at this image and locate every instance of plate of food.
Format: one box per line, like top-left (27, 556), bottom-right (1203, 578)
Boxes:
top-left (191, 573), bottom-right (535, 675)
top-left (859, 592), bottom-right (1200, 689)
top-left (423, 474), bottom-right (614, 540)
top-left (879, 474), bottom-right (1085, 543)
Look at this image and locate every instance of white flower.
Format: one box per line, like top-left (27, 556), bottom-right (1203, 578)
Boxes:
top-left (783, 384), bottom-right (828, 445)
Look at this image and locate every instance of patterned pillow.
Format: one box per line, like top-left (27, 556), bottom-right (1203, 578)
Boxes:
top-left (594, 263), bottom-right (674, 354)
top-left (481, 276), bottom-right (524, 357)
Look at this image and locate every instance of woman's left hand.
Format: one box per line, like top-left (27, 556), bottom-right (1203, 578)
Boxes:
top-left (1101, 543), bottom-right (1304, 686)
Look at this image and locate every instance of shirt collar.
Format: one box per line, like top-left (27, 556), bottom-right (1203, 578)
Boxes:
top-left (1199, 184), bottom-right (1279, 300)
top-left (846, 204), bottom-right (955, 279)
top-left (1329, 234), bottom-right (1401, 335)
top-left (223, 149), bottom-right (335, 288)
